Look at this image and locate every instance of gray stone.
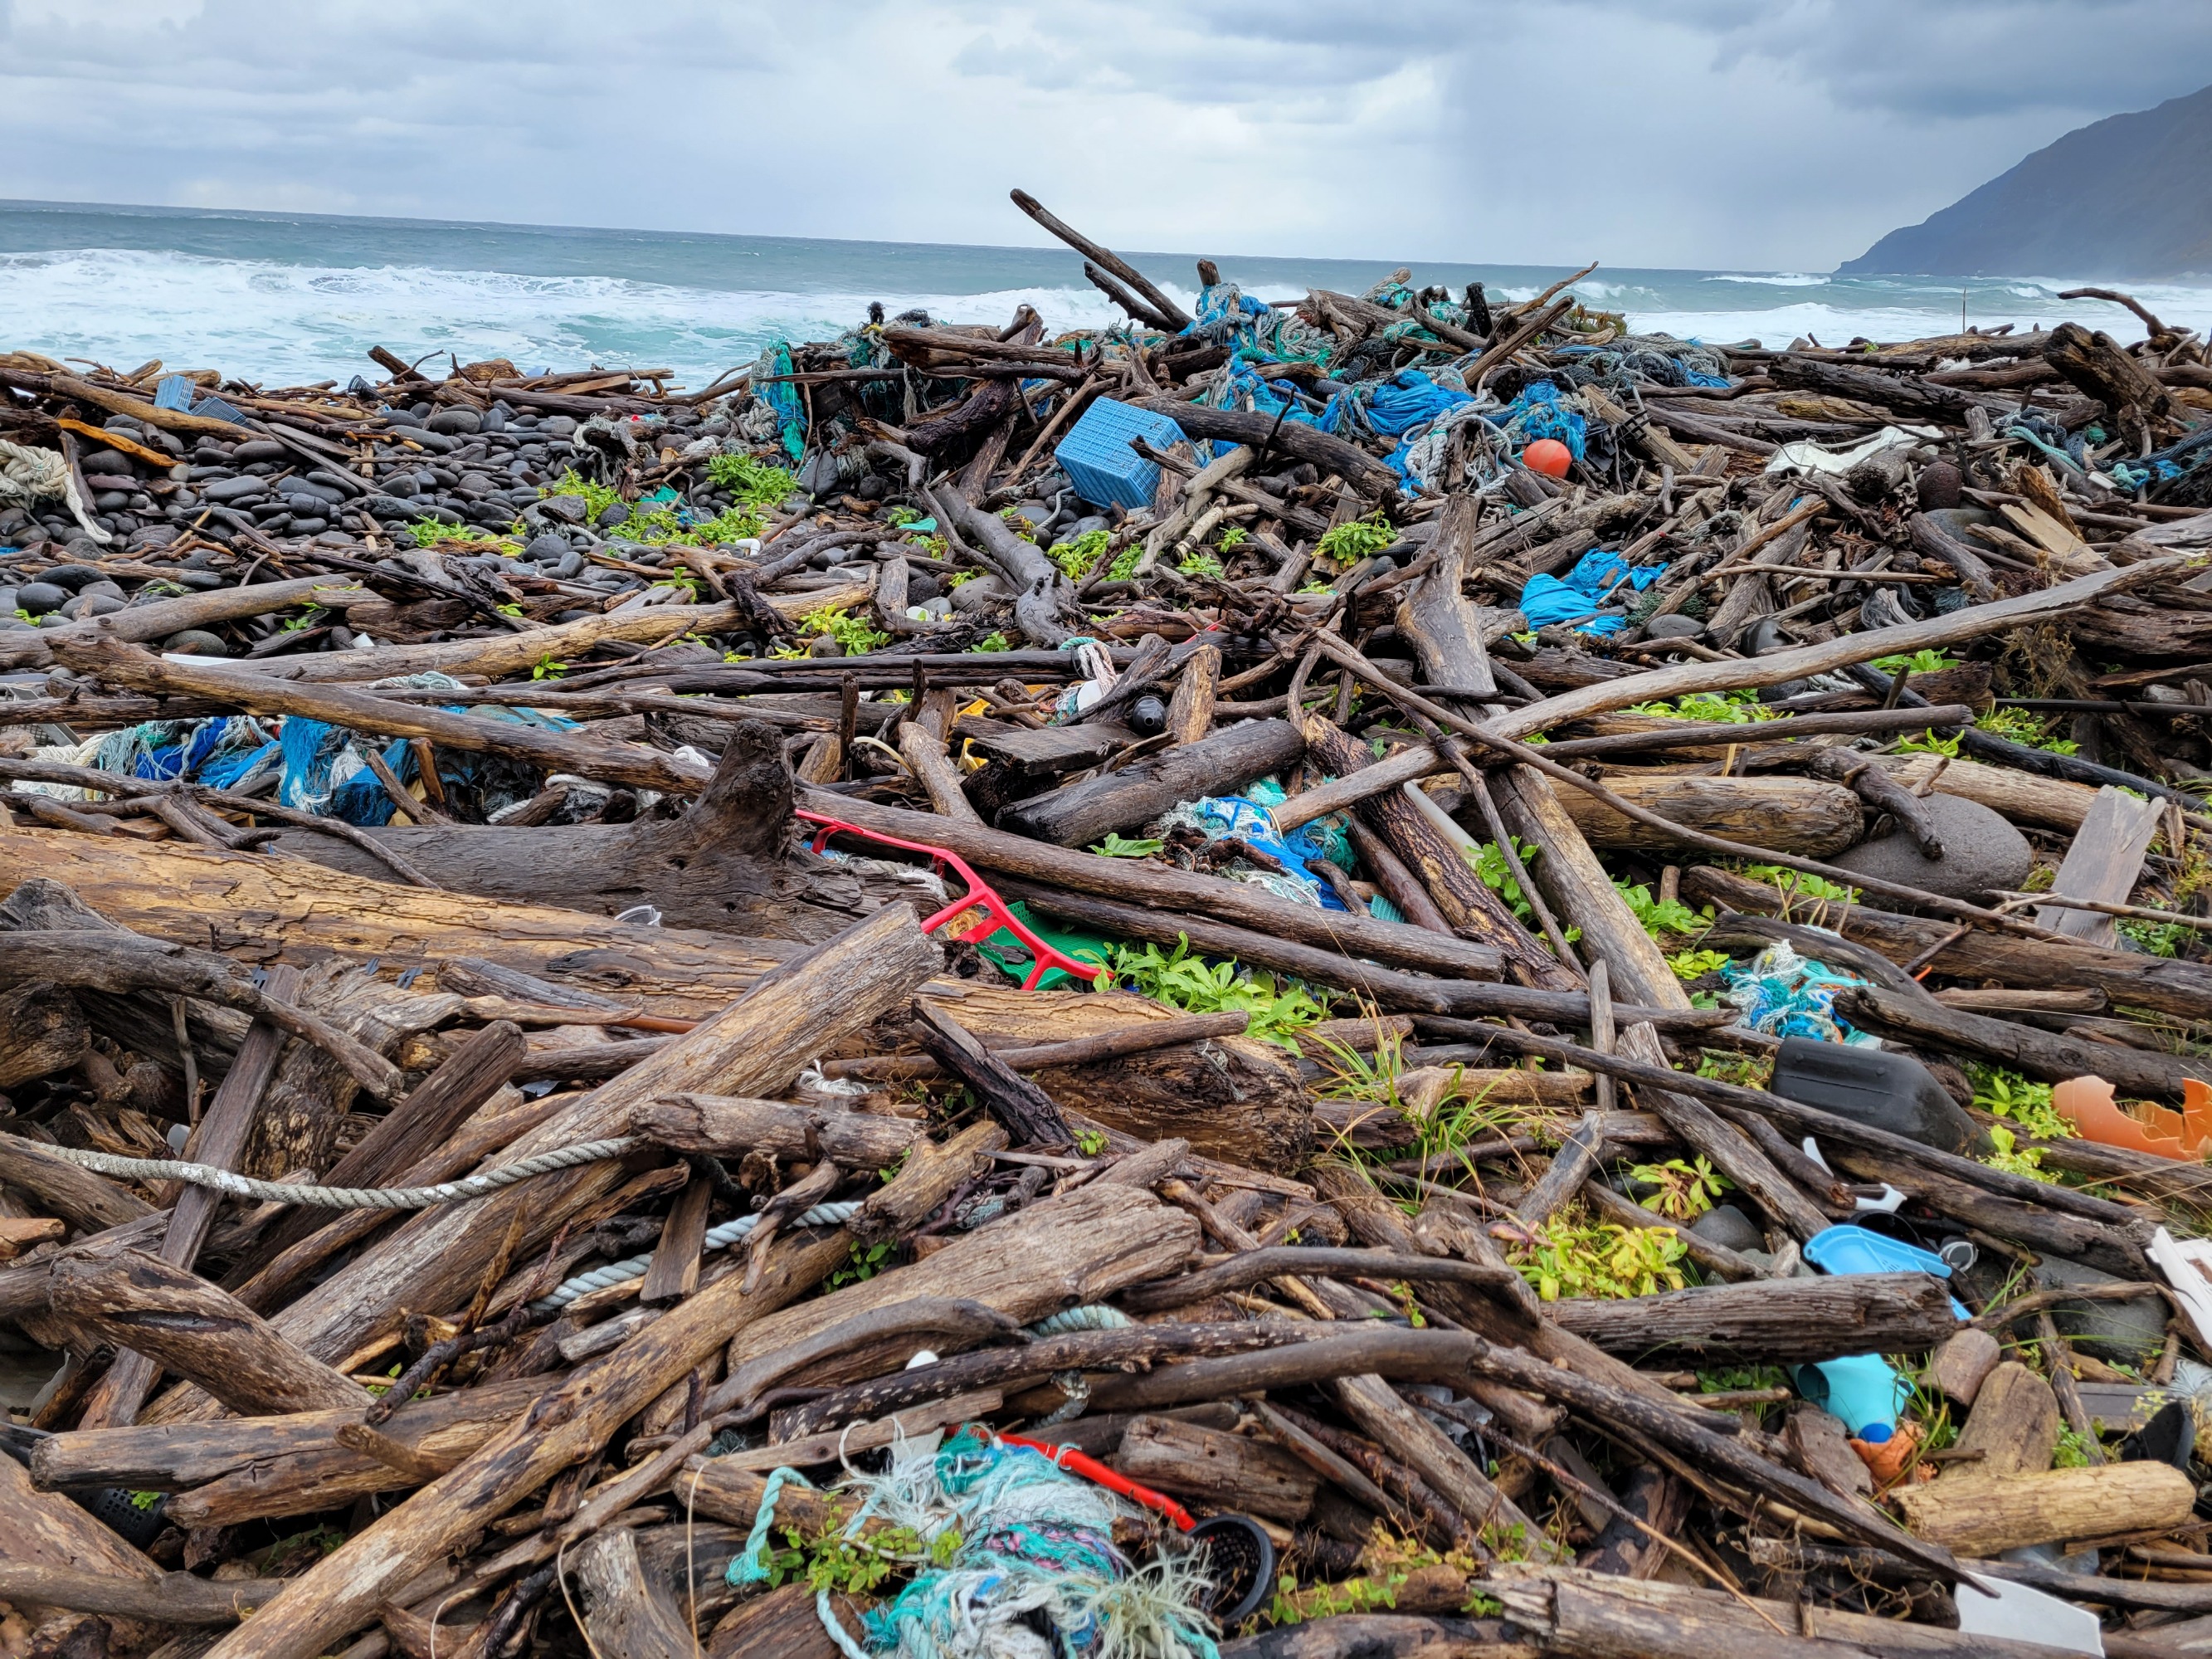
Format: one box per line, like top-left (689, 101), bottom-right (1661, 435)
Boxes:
top-left (74, 593), bottom-right (124, 618)
top-left (163, 630), bottom-right (229, 656)
top-left (2033, 1256), bottom-right (2169, 1361)
top-left (948, 573), bottom-right (1008, 614)
top-left (14, 582), bottom-right (66, 616)
top-left (536, 494), bottom-right (587, 525)
top-left (1642, 613), bottom-right (1706, 641)
top-left (202, 475), bottom-right (268, 504)
top-left (1689, 1203), bottom-right (1765, 1254)
top-left (524, 532), bottom-right (570, 564)
top-left (594, 500), bottom-right (630, 528)
top-left (426, 407), bottom-right (482, 437)
top-left (41, 564), bottom-right (101, 590)
top-left (1827, 792), bottom-right (2033, 905)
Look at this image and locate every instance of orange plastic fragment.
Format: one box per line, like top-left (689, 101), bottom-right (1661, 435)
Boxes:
top-left (2051, 1075), bottom-right (2212, 1162)
top-left (1850, 1421), bottom-right (1923, 1487)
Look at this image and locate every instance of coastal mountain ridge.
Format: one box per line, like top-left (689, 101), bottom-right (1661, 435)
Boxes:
top-left (1842, 82), bottom-right (2212, 279)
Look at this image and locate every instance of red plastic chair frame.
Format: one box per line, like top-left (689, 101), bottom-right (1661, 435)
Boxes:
top-left (796, 810), bottom-right (1101, 992)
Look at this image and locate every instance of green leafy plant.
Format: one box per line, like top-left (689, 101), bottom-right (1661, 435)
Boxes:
top-left (1697, 1364), bottom-right (1788, 1395)
top-left (1615, 879), bottom-right (1708, 941)
top-left (2120, 917), bottom-right (2195, 957)
top-left (1625, 689), bottom-right (1771, 724)
top-left (1217, 525), bottom-right (1249, 552)
top-left (1968, 1065), bottom-right (2077, 1140)
top-left (1976, 705), bottom-right (2079, 756)
top-left (1089, 832), bottom-right (1164, 858)
top-left (754, 1520), bottom-right (959, 1598)
top-left (704, 451), bottom-right (798, 510)
top-left (773, 605), bottom-right (888, 658)
top-left (1316, 512), bottom-right (1396, 566)
top-left (1178, 549), bottom-right (1224, 578)
top-left (1103, 935), bottom-right (1328, 1047)
top-left (1737, 862), bottom-right (1858, 913)
top-left (1266, 1531), bottom-right (1489, 1626)
top-left (1508, 1209), bottom-right (1691, 1300)
top-left (1697, 1049), bottom-right (1773, 1089)
top-left (1871, 650), bottom-right (1959, 675)
top-left (1897, 728), bottom-right (1961, 758)
top-left (1074, 1128), bottom-right (1108, 1156)
top-left (1982, 1124), bottom-right (2053, 1183)
top-left (406, 517), bottom-right (502, 549)
top-left (884, 505), bottom-right (923, 527)
top-left (1629, 1155), bottom-right (1724, 1222)
top-left (828, 1240), bottom-right (894, 1288)
top-left (530, 654), bottom-right (567, 681)
top-left (1469, 837), bottom-right (1539, 924)
top-left (2052, 1424), bottom-right (2098, 1469)
top-left (967, 631), bottom-right (1012, 653)
top-left (1669, 946), bottom-right (1732, 982)
top-left (1047, 527), bottom-right (1112, 580)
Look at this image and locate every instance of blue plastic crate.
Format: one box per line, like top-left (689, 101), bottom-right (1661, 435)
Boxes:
top-left (153, 373), bottom-right (245, 426)
top-left (1054, 397), bottom-right (1190, 511)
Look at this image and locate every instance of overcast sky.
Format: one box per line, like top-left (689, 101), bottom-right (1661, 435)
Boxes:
top-left (3, 0), bottom-right (2208, 271)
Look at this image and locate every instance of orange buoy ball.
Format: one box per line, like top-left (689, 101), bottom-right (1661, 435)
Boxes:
top-left (1523, 438), bottom-right (1573, 478)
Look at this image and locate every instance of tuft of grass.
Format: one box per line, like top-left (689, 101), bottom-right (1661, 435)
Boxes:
top-left (407, 518), bottom-right (505, 549)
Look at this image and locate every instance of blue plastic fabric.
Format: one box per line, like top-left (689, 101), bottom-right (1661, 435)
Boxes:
top-left (278, 717), bottom-right (417, 827)
top-left (1516, 547), bottom-right (1664, 637)
top-left (1362, 370), bottom-right (1474, 438)
top-left (1165, 793), bottom-right (1352, 910)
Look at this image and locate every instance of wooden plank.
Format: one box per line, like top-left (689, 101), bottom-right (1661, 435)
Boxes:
top-left (2036, 785), bottom-right (2164, 947)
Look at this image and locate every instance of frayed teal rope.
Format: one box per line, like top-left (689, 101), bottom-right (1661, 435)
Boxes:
top-left (728, 1466), bottom-right (813, 1586)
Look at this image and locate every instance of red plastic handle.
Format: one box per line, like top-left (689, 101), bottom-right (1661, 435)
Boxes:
top-left (997, 1432), bottom-right (1196, 1531)
top-left (795, 811), bottom-right (1102, 991)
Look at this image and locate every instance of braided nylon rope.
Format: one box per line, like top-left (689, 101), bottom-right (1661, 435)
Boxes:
top-left (37, 1137), bottom-right (644, 1211)
top-left (531, 1201), bottom-right (865, 1313)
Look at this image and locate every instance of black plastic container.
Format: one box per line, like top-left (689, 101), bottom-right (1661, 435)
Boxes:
top-left (1771, 1037), bottom-right (1988, 1155)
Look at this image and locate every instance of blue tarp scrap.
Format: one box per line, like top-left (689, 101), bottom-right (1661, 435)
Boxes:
top-left (1518, 547), bottom-right (1664, 637)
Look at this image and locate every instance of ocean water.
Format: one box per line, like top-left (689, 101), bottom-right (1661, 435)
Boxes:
top-left (7, 199), bottom-right (2211, 391)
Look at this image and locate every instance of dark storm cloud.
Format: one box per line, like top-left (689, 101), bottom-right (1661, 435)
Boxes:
top-left (0, 0), bottom-right (2205, 269)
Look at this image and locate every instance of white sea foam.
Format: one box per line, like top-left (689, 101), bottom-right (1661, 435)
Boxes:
top-left (6, 241), bottom-right (2210, 385)
top-left (0, 246), bottom-right (1129, 387)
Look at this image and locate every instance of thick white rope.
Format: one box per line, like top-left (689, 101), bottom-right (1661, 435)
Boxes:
top-left (531, 1202), bottom-right (865, 1313)
top-left (36, 1136), bottom-right (645, 1211)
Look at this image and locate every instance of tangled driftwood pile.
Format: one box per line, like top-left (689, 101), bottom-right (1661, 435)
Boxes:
top-left (6, 196), bottom-right (2212, 1658)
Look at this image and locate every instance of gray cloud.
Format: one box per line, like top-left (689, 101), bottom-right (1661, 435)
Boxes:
top-left (0, 0), bottom-right (2205, 269)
